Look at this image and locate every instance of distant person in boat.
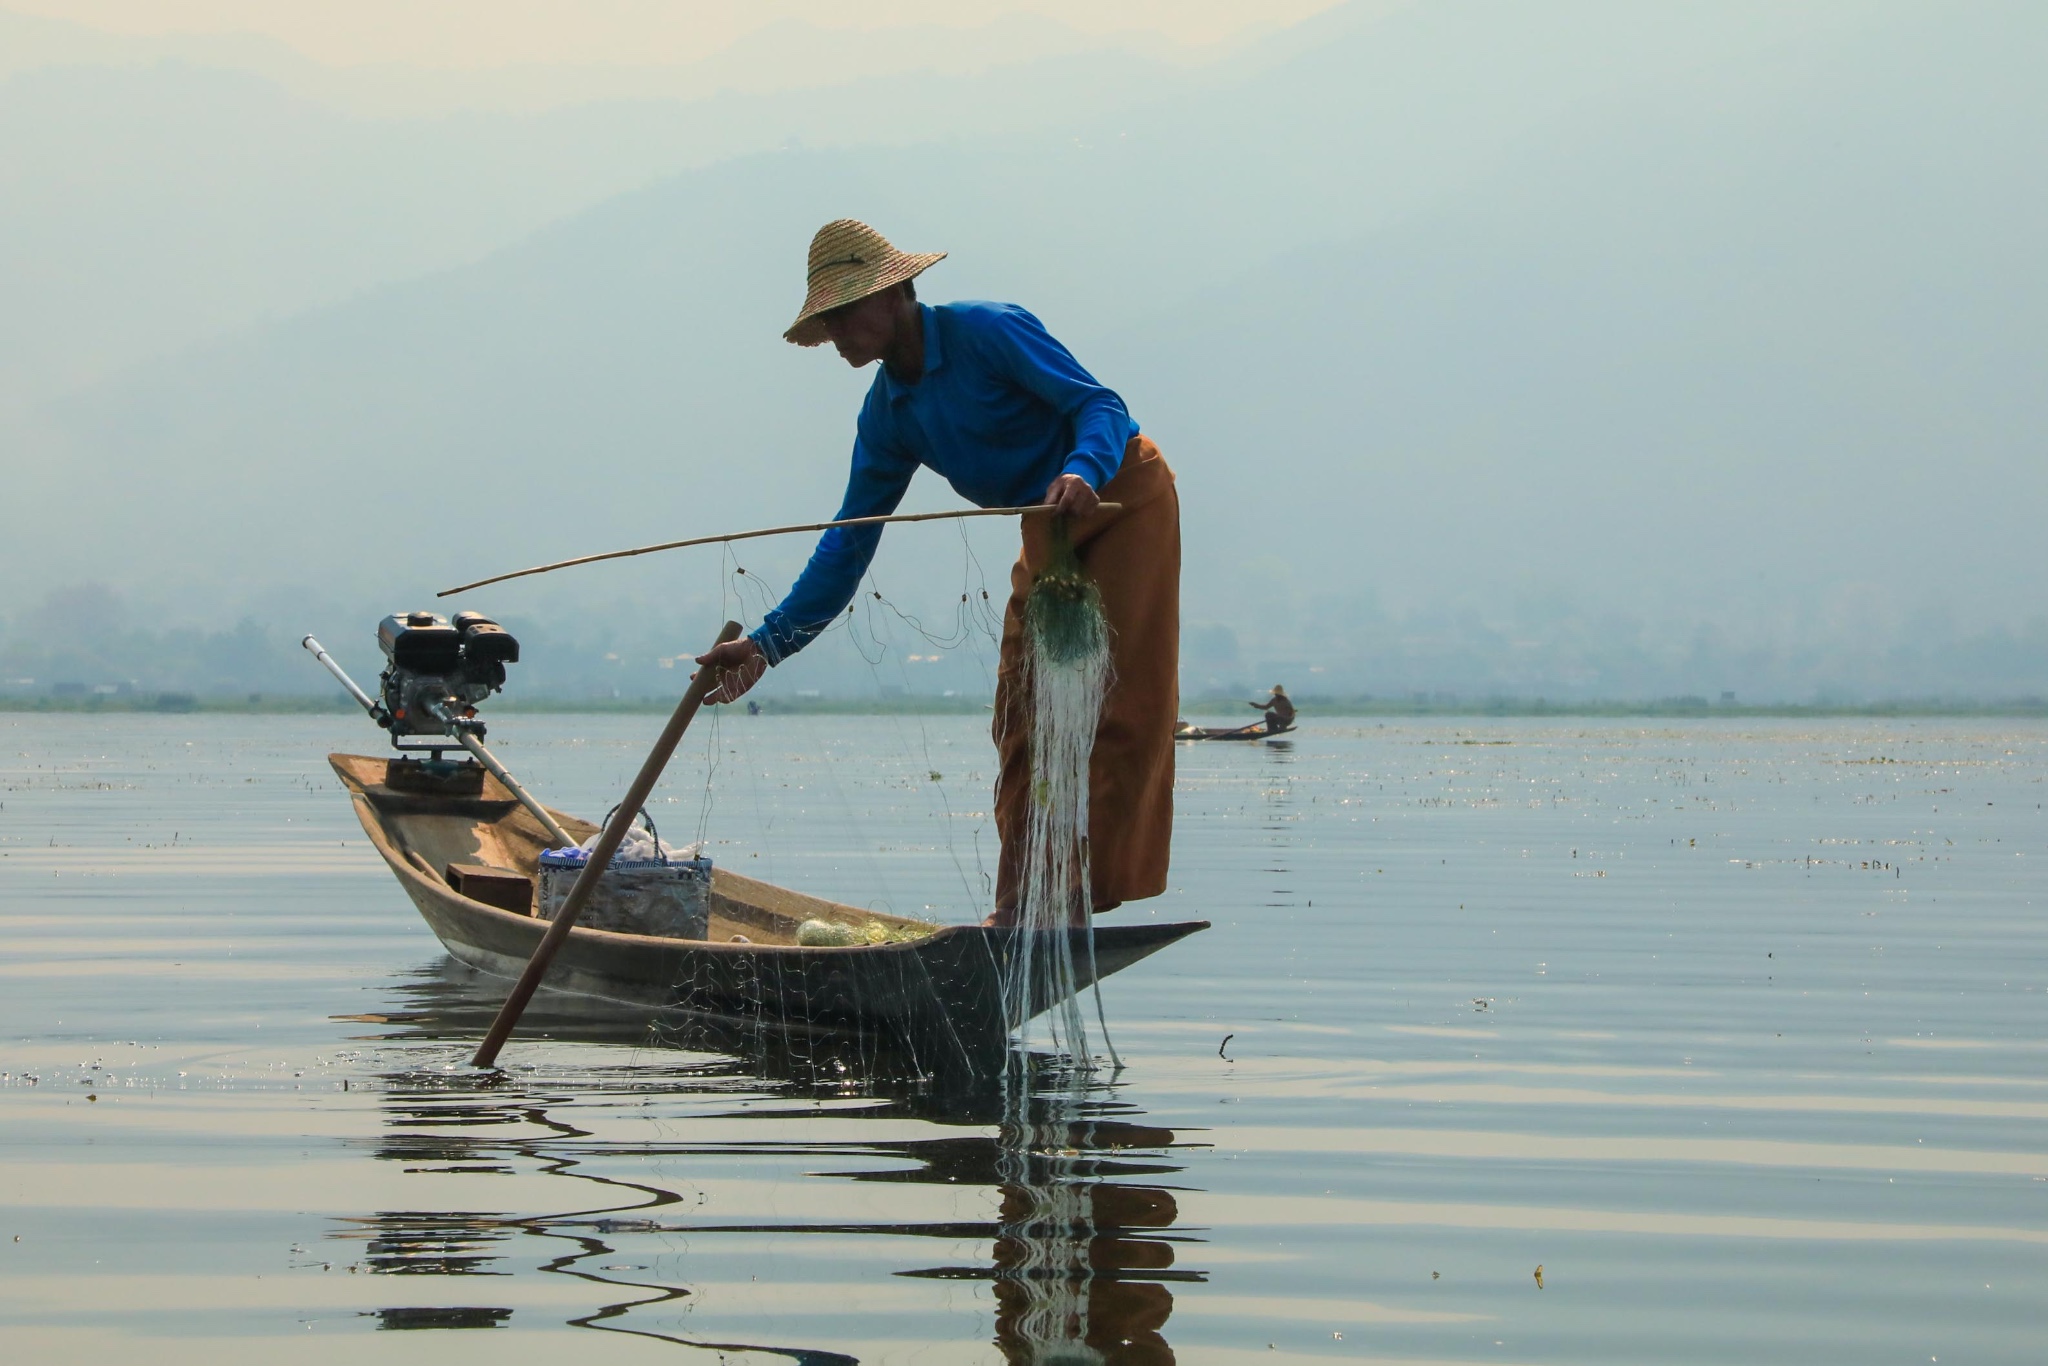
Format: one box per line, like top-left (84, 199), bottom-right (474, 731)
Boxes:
top-left (1250, 685), bottom-right (1295, 734)
top-left (693, 219), bottom-right (1181, 926)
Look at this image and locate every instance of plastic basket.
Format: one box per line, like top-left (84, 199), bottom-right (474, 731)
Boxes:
top-left (536, 808), bottom-right (711, 939)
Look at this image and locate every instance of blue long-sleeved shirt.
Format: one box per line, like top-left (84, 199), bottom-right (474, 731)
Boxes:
top-left (751, 301), bottom-right (1138, 663)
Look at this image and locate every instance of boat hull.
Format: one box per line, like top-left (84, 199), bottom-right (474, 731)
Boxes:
top-left (1177, 723), bottom-right (1294, 741)
top-left (331, 754), bottom-right (1206, 1063)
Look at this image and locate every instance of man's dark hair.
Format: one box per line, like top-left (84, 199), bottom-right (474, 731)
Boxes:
top-left (902, 277), bottom-right (917, 302)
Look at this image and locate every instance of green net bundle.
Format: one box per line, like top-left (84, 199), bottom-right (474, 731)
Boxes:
top-left (795, 917), bottom-right (936, 947)
top-left (1024, 521), bottom-right (1107, 663)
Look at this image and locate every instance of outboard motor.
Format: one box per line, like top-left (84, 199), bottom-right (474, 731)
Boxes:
top-left (374, 610), bottom-right (520, 743)
top-left (303, 613), bottom-right (572, 847)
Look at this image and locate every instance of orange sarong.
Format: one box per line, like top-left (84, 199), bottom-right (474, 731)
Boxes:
top-left (992, 435), bottom-right (1179, 914)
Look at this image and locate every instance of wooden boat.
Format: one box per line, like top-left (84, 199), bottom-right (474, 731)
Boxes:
top-left (1176, 722), bottom-right (1295, 741)
top-left (330, 754), bottom-right (1206, 1064)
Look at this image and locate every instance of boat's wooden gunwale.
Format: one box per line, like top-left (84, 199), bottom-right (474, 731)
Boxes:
top-left (333, 752), bottom-right (927, 945)
top-left (352, 787), bottom-right (939, 960)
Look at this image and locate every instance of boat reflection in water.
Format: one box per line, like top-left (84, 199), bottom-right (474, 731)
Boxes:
top-left (329, 963), bottom-right (1200, 1362)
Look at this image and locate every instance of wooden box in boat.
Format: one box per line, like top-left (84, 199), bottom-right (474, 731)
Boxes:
top-left (330, 754), bottom-right (1205, 1060)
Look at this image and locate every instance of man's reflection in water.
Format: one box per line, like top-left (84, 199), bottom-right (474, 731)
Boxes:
top-left (987, 1169), bottom-right (1181, 1363)
top-left (336, 965), bottom-right (1198, 1362)
top-left (954, 1071), bottom-right (1177, 1364)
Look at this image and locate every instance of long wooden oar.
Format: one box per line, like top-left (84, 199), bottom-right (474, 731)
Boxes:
top-left (437, 502), bottom-right (1121, 598)
top-left (471, 619), bottom-right (743, 1068)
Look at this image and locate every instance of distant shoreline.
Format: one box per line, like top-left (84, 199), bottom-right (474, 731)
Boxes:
top-left (4, 694), bottom-right (2045, 720)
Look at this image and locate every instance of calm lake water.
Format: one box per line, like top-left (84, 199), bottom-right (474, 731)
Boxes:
top-left (3, 712), bottom-right (2044, 1363)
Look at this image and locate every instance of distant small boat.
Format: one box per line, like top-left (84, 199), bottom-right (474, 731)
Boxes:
top-left (329, 754), bottom-right (1206, 1062)
top-left (1175, 722), bottom-right (1295, 742)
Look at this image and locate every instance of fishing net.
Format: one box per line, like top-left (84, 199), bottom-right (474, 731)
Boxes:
top-left (1001, 520), bottom-right (1120, 1071)
top-left (634, 516), bottom-right (1122, 1078)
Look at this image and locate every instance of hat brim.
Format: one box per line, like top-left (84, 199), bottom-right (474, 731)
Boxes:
top-left (784, 251), bottom-right (947, 346)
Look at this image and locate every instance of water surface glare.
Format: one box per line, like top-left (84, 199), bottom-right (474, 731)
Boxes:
top-left (2, 713), bottom-right (2044, 1363)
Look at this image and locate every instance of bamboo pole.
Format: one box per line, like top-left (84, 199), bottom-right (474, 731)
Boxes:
top-left (470, 619), bottom-right (743, 1068)
top-left (438, 502), bottom-right (1121, 598)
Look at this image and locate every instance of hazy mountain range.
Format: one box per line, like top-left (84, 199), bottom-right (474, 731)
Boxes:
top-left (5, 0), bottom-right (2043, 703)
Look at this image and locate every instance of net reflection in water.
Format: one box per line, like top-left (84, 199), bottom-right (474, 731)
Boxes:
top-left (982, 1066), bottom-right (1184, 1364)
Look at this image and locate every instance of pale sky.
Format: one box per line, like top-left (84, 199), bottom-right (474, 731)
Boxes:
top-left (6, 1), bottom-right (1350, 67)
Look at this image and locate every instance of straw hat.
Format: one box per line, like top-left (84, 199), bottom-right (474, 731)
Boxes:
top-left (783, 219), bottom-right (946, 346)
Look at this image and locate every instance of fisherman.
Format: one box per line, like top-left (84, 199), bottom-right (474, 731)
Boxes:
top-left (694, 219), bottom-right (1180, 925)
top-left (1250, 684), bottom-right (1295, 734)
